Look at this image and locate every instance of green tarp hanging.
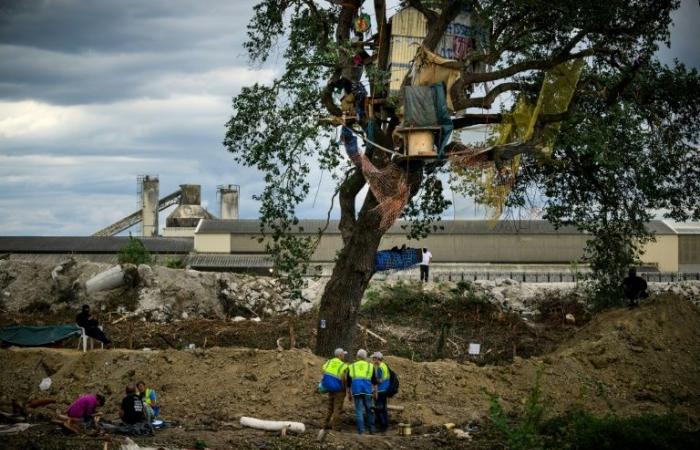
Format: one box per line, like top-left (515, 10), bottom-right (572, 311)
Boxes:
top-left (402, 83), bottom-right (454, 157)
top-left (0, 324), bottom-right (81, 347)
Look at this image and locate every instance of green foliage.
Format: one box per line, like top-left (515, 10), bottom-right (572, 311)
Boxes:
top-left (362, 280), bottom-right (490, 321)
top-left (165, 257), bottom-right (184, 269)
top-left (540, 409), bottom-right (699, 450)
top-left (488, 368), bottom-right (546, 450)
top-left (230, 0), bottom-right (699, 317)
top-left (488, 368), bottom-right (698, 450)
top-left (225, 1), bottom-right (341, 302)
top-left (401, 170), bottom-right (451, 239)
top-left (117, 235), bottom-right (152, 266)
top-left (508, 59), bottom-right (700, 307)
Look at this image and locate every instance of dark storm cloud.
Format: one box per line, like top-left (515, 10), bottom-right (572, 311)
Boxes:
top-left (0, 0), bottom-right (258, 104)
top-left (0, 0), bottom-right (697, 236)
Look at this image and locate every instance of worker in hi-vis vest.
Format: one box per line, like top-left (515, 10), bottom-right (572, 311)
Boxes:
top-left (371, 351), bottom-right (390, 432)
top-left (319, 348), bottom-right (349, 430)
top-left (347, 349), bottom-right (378, 434)
top-left (136, 381), bottom-right (159, 421)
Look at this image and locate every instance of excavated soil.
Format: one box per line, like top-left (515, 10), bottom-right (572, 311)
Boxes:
top-left (0, 295), bottom-right (698, 449)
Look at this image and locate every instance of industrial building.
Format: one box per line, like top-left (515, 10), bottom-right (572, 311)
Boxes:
top-left (1, 175), bottom-right (698, 274)
top-left (191, 219), bottom-right (691, 273)
top-left (92, 176), bottom-right (238, 239)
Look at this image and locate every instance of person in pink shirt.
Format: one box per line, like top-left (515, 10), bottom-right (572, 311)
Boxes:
top-left (65, 393), bottom-right (105, 424)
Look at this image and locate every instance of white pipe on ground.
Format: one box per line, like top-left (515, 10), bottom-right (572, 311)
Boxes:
top-left (85, 265), bottom-right (125, 293)
top-left (239, 416), bottom-right (306, 433)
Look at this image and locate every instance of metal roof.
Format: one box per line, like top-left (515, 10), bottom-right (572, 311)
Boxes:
top-left (186, 254), bottom-right (273, 269)
top-left (195, 219), bottom-right (677, 235)
top-left (0, 236), bottom-right (193, 254)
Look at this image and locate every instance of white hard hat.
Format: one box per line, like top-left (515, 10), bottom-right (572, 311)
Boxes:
top-left (371, 351), bottom-right (383, 359)
top-left (334, 348), bottom-right (348, 357)
top-left (356, 349), bottom-right (368, 359)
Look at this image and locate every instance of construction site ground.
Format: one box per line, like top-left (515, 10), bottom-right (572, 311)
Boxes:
top-left (1, 294), bottom-right (699, 449)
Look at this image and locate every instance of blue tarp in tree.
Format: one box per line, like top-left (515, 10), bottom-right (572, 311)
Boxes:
top-left (374, 248), bottom-right (421, 272)
top-left (0, 324), bottom-right (81, 347)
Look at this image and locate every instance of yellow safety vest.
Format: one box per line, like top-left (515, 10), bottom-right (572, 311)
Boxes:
top-left (348, 359), bottom-right (373, 380)
top-left (378, 362), bottom-right (390, 382)
top-left (322, 357), bottom-right (347, 379)
top-left (143, 388), bottom-right (155, 406)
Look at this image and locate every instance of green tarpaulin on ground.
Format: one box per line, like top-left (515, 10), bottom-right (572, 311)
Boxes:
top-left (0, 324), bottom-right (81, 347)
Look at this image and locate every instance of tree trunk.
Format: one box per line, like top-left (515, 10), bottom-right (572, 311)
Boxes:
top-left (314, 124), bottom-right (422, 357)
top-left (314, 195), bottom-right (384, 357)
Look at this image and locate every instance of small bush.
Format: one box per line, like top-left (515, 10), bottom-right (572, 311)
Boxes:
top-left (488, 368), bottom-right (545, 450)
top-left (488, 369), bottom-right (698, 450)
top-left (541, 409), bottom-right (699, 450)
top-left (118, 235), bottom-right (152, 265)
top-left (165, 257), bottom-right (184, 269)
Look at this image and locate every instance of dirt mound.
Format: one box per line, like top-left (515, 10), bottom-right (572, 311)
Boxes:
top-left (1, 296), bottom-right (698, 439)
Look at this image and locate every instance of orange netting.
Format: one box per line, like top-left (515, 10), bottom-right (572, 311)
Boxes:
top-left (349, 153), bottom-right (411, 232)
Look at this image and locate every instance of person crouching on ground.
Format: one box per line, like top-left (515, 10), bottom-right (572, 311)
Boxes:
top-left (371, 352), bottom-right (390, 432)
top-left (622, 268), bottom-right (649, 308)
top-left (136, 380), bottom-right (159, 422)
top-left (347, 349), bottom-right (378, 435)
top-left (120, 384), bottom-right (147, 425)
top-left (64, 393), bottom-right (105, 430)
top-left (320, 348), bottom-right (349, 430)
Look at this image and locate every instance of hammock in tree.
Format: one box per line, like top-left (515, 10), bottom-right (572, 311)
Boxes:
top-left (374, 248), bottom-right (421, 272)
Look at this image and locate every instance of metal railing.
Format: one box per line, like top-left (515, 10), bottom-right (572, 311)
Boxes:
top-left (388, 271), bottom-right (700, 283)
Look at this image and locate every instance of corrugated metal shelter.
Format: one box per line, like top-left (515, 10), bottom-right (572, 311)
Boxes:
top-left (388, 6), bottom-right (482, 94)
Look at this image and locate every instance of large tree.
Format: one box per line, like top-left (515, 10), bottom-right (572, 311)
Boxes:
top-left (225, 0), bottom-right (700, 356)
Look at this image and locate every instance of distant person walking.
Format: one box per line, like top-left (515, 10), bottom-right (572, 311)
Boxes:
top-left (76, 304), bottom-right (111, 346)
top-left (420, 248), bottom-right (432, 283)
top-left (622, 268), bottom-right (648, 307)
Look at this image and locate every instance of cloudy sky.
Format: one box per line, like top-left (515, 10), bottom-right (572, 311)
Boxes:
top-left (0, 0), bottom-right (698, 236)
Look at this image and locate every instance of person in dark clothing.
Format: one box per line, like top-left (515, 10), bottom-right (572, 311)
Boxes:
top-left (420, 248), bottom-right (432, 283)
top-left (120, 384), bottom-right (146, 425)
top-left (76, 304), bottom-right (111, 345)
top-left (622, 268), bottom-right (649, 307)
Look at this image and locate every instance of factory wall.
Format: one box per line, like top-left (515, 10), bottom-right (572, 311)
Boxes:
top-left (640, 235), bottom-right (679, 272)
top-left (194, 229), bottom-right (683, 270)
top-left (196, 232), bottom-right (589, 263)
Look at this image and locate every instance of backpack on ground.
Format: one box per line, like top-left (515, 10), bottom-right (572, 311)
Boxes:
top-left (387, 367), bottom-right (400, 398)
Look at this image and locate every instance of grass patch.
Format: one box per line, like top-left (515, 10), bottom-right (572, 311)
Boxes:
top-left (488, 370), bottom-right (699, 450)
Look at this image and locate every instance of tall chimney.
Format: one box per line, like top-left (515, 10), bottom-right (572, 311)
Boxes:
top-left (141, 175), bottom-right (159, 237)
top-left (218, 185), bottom-right (240, 220)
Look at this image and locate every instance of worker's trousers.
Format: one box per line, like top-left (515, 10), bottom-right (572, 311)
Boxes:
top-left (324, 391), bottom-right (345, 430)
top-left (353, 395), bottom-right (375, 434)
top-left (374, 392), bottom-right (389, 431)
top-left (420, 265), bottom-right (429, 282)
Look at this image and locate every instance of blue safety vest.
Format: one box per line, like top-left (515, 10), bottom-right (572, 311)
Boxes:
top-left (348, 360), bottom-right (374, 396)
top-left (320, 357), bottom-right (347, 392)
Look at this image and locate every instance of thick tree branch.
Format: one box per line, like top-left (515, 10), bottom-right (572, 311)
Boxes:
top-left (460, 82), bottom-right (530, 109)
top-left (338, 168), bottom-right (366, 244)
top-left (422, 1), bottom-right (463, 51)
top-left (453, 113), bottom-right (503, 128)
top-left (406, 0), bottom-right (438, 23)
top-left (462, 48), bottom-right (596, 85)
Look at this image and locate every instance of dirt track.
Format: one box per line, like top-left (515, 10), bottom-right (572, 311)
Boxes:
top-left (1, 295), bottom-right (698, 449)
